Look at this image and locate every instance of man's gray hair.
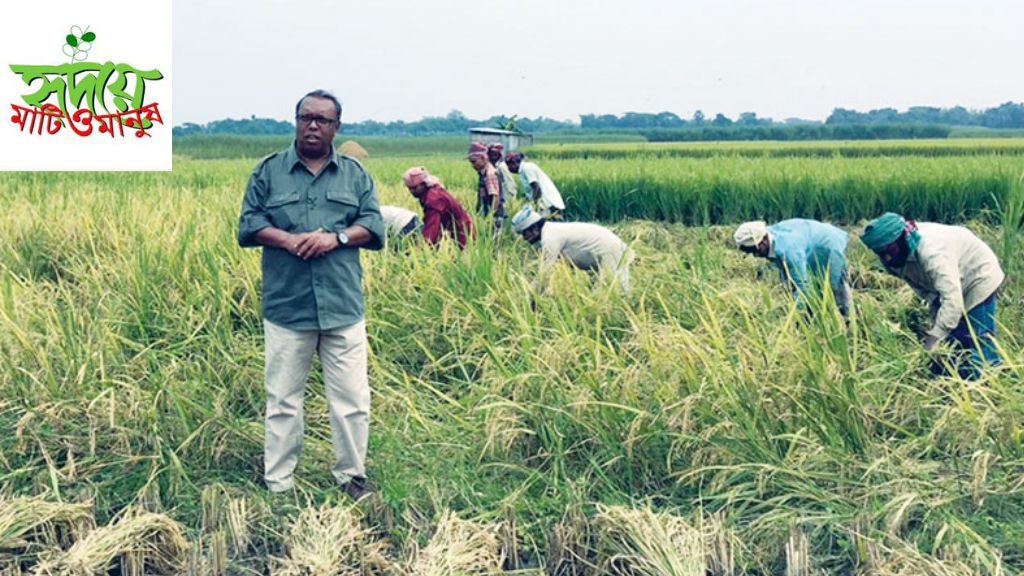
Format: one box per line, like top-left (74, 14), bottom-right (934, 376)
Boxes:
top-left (295, 90), bottom-right (342, 122)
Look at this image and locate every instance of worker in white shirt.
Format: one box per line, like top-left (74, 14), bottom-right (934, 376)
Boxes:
top-left (378, 205), bottom-right (420, 250)
top-left (505, 152), bottom-right (566, 220)
top-left (379, 205), bottom-right (420, 239)
top-left (861, 212), bottom-right (1004, 378)
top-left (511, 206), bottom-right (633, 293)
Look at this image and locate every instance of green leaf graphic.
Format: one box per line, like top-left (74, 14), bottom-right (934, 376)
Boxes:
top-left (66, 34), bottom-right (78, 47)
top-left (82, 32), bottom-right (96, 42)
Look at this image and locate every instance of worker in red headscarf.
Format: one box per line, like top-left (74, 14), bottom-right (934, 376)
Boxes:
top-left (402, 166), bottom-right (475, 249)
top-left (468, 141), bottom-right (504, 232)
top-left (487, 142), bottom-right (518, 204)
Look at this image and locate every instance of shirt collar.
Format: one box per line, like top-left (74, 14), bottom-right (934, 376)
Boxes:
top-left (286, 142), bottom-right (339, 173)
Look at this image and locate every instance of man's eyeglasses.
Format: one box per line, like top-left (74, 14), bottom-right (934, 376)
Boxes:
top-left (296, 114), bottom-right (338, 127)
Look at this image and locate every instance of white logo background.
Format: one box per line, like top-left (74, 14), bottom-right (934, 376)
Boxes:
top-left (0, 0), bottom-right (172, 170)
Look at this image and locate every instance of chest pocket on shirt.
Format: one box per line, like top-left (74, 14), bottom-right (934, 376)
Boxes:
top-left (325, 189), bottom-right (360, 228)
top-left (266, 189), bottom-right (301, 231)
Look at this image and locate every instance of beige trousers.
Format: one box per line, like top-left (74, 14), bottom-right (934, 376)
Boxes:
top-left (263, 319), bottom-right (369, 492)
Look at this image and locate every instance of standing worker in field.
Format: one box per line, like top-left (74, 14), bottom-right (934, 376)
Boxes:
top-left (861, 212), bottom-right (1004, 378)
top-left (238, 89), bottom-right (384, 500)
top-left (505, 151), bottom-right (565, 220)
top-left (487, 143), bottom-right (518, 204)
top-left (402, 166), bottom-right (476, 249)
top-left (733, 219), bottom-right (852, 319)
top-left (468, 141), bottom-right (505, 233)
top-left (511, 205), bottom-right (633, 293)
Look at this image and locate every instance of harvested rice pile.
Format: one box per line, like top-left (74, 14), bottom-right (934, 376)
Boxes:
top-left (593, 504), bottom-right (706, 576)
top-left (270, 503), bottom-right (390, 576)
top-left (0, 497), bottom-right (94, 565)
top-left (406, 511), bottom-right (503, 576)
top-left (34, 510), bottom-right (189, 576)
top-left (338, 140), bottom-right (369, 160)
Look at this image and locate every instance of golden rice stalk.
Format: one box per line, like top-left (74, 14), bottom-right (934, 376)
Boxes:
top-left (206, 530), bottom-right (228, 576)
top-left (857, 536), bottom-right (989, 576)
top-left (592, 504), bottom-right (705, 576)
top-left (0, 496), bottom-right (94, 558)
top-left (785, 525), bottom-right (811, 576)
top-left (34, 511), bottom-right (189, 576)
top-left (498, 507), bottom-right (519, 571)
top-left (850, 516), bottom-right (883, 572)
top-left (200, 484), bottom-right (226, 534)
top-left (702, 511), bottom-right (736, 576)
top-left (406, 510), bottom-right (504, 576)
top-left (970, 450), bottom-right (992, 508)
top-left (225, 496), bottom-right (252, 555)
top-left (545, 506), bottom-right (595, 576)
top-left (270, 503), bottom-right (389, 576)
top-left (882, 492), bottom-right (920, 538)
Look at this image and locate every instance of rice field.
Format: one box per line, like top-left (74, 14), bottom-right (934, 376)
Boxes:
top-left (362, 154), bottom-right (1023, 225)
top-left (1, 140), bottom-right (1023, 574)
top-left (528, 138), bottom-right (1024, 160)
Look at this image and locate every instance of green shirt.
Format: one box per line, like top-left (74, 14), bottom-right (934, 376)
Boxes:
top-left (238, 144), bottom-right (384, 331)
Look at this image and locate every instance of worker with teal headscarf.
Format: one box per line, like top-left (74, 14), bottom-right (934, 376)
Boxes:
top-left (734, 218), bottom-right (852, 319)
top-left (861, 212), bottom-right (1005, 377)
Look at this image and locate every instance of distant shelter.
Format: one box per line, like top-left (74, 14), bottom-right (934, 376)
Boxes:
top-left (468, 128), bottom-right (533, 151)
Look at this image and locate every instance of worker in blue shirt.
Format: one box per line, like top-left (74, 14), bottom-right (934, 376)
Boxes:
top-left (734, 219), bottom-right (852, 319)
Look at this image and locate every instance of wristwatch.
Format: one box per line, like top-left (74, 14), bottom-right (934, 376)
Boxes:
top-left (337, 231), bottom-right (350, 246)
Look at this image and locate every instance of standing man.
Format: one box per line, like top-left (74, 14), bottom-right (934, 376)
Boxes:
top-left (402, 166), bottom-right (476, 249)
top-left (468, 141), bottom-right (505, 232)
top-left (238, 90), bottom-right (384, 499)
top-left (733, 219), bottom-right (852, 319)
top-left (487, 143), bottom-right (518, 204)
top-left (510, 206), bottom-right (633, 293)
top-left (861, 212), bottom-right (1004, 377)
top-left (505, 152), bottom-right (565, 220)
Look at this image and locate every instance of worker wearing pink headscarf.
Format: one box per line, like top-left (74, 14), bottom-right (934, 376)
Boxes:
top-left (468, 141), bottom-right (504, 231)
top-left (402, 166), bottom-right (475, 249)
top-left (487, 143), bottom-right (518, 202)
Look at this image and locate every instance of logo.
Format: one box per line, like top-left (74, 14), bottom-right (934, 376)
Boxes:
top-left (9, 25), bottom-right (165, 140)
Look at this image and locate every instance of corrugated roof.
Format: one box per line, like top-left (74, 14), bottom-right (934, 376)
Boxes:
top-left (468, 127), bottom-right (528, 135)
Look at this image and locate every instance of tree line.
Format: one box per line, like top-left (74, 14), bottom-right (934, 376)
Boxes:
top-left (173, 102), bottom-right (1024, 137)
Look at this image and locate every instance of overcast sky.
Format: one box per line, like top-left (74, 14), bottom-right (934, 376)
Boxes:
top-left (173, 0), bottom-right (1022, 125)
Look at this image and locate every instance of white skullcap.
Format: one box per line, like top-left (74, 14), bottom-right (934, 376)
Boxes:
top-left (512, 205), bottom-right (543, 233)
top-left (733, 221), bottom-right (768, 248)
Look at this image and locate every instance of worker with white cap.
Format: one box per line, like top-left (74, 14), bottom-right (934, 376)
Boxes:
top-left (379, 205), bottom-right (420, 239)
top-left (734, 218), bottom-right (852, 319)
top-left (511, 206), bottom-right (634, 293)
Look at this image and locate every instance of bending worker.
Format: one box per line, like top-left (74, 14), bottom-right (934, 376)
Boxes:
top-left (511, 206), bottom-right (633, 293)
top-left (402, 166), bottom-right (475, 249)
top-left (379, 205), bottom-right (420, 240)
top-left (734, 218), bottom-right (852, 319)
top-left (861, 212), bottom-right (1004, 377)
top-left (505, 152), bottom-right (565, 219)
